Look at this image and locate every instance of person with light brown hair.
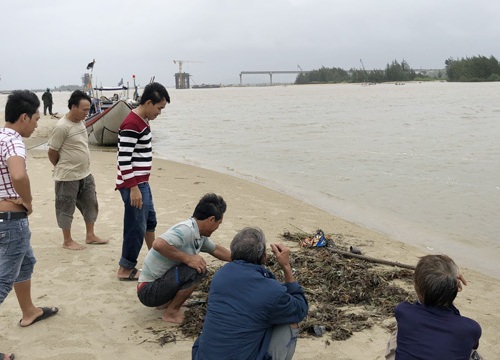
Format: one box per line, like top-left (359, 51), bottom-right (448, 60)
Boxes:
top-left (385, 254), bottom-right (482, 360)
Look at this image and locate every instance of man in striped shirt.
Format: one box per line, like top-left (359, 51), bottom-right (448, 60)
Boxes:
top-left (116, 82), bottom-right (170, 281)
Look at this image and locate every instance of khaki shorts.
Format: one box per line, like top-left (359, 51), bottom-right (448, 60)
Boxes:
top-left (55, 174), bottom-right (98, 229)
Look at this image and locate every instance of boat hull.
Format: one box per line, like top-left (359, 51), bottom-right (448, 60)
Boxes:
top-left (85, 100), bottom-right (132, 146)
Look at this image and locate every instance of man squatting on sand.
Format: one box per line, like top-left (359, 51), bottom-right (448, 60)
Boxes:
top-left (192, 227), bottom-right (308, 360)
top-left (116, 82), bottom-right (170, 281)
top-left (47, 90), bottom-right (108, 250)
top-left (385, 254), bottom-right (482, 360)
top-left (137, 193), bottom-right (231, 324)
top-left (0, 90), bottom-right (59, 360)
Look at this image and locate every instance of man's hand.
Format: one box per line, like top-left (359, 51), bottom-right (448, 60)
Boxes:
top-left (23, 202), bottom-right (33, 216)
top-left (186, 254), bottom-right (207, 274)
top-left (271, 243), bottom-right (294, 283)
top-left (129, 186), bottom-right (143, 209)
top-left (271, 243), bottom-right (291, 268)
top-left (6, 198), bottom-right (23, 205)
top-left (6, 198), bottom-right (32, 215)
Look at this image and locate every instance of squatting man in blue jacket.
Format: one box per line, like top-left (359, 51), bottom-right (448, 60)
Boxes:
top-left (192, 227), bottom-right (309, 360)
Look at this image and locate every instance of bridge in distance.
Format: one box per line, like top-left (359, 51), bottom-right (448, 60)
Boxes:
top-left (239, 70), bottom-right (308, 85)
top-left (239, 68), bottom-right (443, 86)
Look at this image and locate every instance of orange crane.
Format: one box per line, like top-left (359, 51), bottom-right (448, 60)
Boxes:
top-left (172, 60), bottom-right (202, 89)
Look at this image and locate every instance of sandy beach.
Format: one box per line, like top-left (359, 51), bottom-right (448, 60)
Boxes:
top-left (0, 114), bottom-right (499, 359)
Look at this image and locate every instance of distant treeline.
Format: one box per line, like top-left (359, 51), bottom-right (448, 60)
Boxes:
top-left (295, 55), bottom-right (499, 84)
top-left (54, 85), bottom-right (81, 91)
top-left (295, 59), bottom-right (433, 84)
top-left (445, 55), bottom-right (500, 82)
top-left (29, 85), bottom-right (81, 93)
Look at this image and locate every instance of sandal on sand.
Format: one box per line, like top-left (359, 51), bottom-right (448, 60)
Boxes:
top-left (19, 306), bottom-right (58, 327)
top-left (118, 268), bottom-right (139, 281)
top-left (0, 353), bottom-right (15, 360)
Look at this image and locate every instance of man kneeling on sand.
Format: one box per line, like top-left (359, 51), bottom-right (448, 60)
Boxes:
top-left (137, 193), bottom-right (231, 323)
top-left (192, 227), bottom-right (308, 360)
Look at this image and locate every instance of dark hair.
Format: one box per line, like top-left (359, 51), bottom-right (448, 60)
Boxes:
top-left (5, 90), bottom-right (40, 123)
top-left (68, 90), bottom-right (92, 109)
top-left (192, 193), bottom-right (226, 221)
top-left (139, 82), bottom-right (170, 105)
top-left (230, 227), bottom-right (266, 264)
top-left (414, 254), bottom-right (459, 307)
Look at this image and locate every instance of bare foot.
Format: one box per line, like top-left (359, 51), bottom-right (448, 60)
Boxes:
top-left (85, 234), bottom-right (109, 245)
top-left (63, 240), bottom-right (86, 250)
top-left (162, 308), bottom-right (185, 324)
top-left (19, 306), bottom-right (58, 327)
top-left (1, 353), bottom-right (14, 360)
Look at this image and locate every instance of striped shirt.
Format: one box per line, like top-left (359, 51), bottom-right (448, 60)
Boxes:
top-left (116, 111), bottom-right (152, 189)
top-left (0, 128), bottom-right (26, 200)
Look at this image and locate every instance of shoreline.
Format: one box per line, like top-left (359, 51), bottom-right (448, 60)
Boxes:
top-left (152, 151), bottom-right (500, 280)
top-left (0, 114), bottom-right (498, 358)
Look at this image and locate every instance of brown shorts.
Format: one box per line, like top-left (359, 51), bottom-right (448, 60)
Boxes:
top-left (55, 174), bottom-right (98, 229)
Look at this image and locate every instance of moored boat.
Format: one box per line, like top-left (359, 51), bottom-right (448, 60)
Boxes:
top-left (85, 100), bottom-right (132, 146)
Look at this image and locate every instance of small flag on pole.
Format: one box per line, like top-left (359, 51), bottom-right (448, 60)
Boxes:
top-left (86, 59), bottom-right (95, 70)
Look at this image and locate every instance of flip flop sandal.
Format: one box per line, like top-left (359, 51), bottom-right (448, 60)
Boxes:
top-left (19, 306), bottom-right (58, 327)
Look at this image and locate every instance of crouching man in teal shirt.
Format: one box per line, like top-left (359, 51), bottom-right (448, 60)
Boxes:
top-left (137, 193), bottom-right (231, 324)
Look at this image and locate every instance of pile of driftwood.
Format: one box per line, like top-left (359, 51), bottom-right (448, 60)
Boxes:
top-left (166, 230), bottom-right (415, 344)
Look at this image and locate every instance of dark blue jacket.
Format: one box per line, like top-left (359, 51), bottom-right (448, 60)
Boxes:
top-left (395, 301), bottom-right (481, 360)
top-left (192, 260), bottom-right (308, 360)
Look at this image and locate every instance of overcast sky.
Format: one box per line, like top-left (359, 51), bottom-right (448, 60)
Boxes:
top-left (1, 0), bottom-right (498, 90)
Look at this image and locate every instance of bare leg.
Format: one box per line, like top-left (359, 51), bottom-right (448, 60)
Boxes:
top-left (162, 285), bottom-right (196, 324)
top-left (156, 300), bottom-right (172, 310)
top-left (145, 230), bottom-right (155, 250)
top-left (85, 222), bottom-right (108, 245)
top-left (14, 280), bottom-right (43, 326)
top-left (62, 228), bottom-right (86, 250)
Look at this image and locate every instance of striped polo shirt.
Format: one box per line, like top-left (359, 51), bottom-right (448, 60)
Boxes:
top-left (115, 111), bottom-right (152, 189)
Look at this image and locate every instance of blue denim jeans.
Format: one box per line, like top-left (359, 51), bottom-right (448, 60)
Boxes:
top-left (0, 218), bottom-right (35, 304)
top-left (118, 183), bottom-right (157, 269)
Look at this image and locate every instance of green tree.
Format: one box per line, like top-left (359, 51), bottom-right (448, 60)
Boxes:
top-left (445, 55), bottom-right (500, 81)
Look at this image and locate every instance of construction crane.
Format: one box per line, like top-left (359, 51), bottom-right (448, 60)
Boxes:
top-left (172, 60), bottom-right (201, 89)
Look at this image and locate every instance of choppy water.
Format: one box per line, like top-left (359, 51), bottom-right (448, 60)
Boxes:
top-left (155, 82), bottom-right (500, 278)
top-left (1, 82), bottom-right (499, 277)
